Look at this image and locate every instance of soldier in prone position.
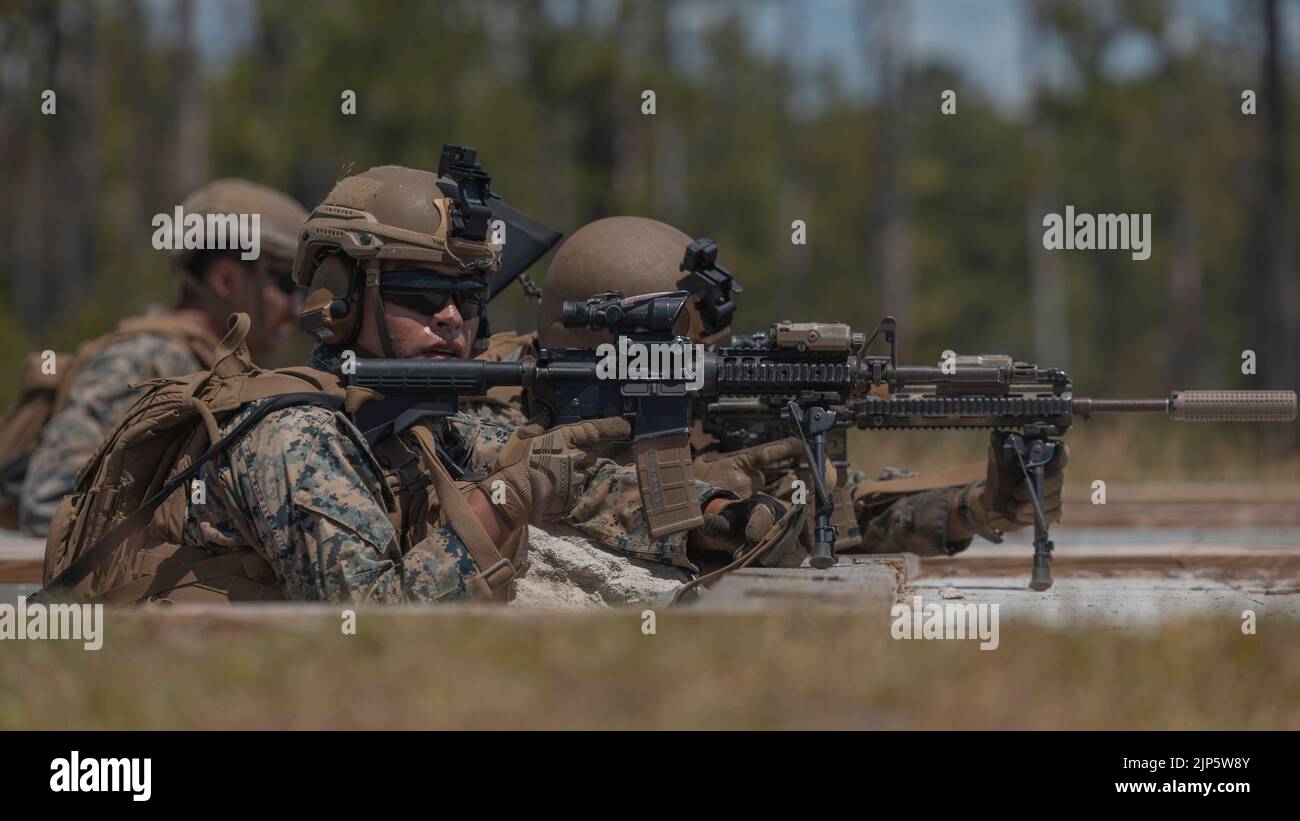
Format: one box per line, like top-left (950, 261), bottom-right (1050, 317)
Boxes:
top-left (534, 216), bottom-right (1068, 567)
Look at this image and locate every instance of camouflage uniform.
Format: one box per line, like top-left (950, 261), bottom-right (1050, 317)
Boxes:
top-left (179, 344), bottom-right (730, 603)
top-left (460, 398), bottom-right (529, 428)
top-left (853, 482), bottom-right (971, 557)
top-left (20, 329), bottom-right (212, 535)
top-left (811, 463), bottom-right (974, 556)
top-left (758, 463), bottom-right (971, 559)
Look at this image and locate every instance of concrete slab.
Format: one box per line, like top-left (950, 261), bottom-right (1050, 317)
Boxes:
top-left (704, 554), bottom-right (909, 611)
top-left (907, 575), bottom-right (1300, 629)
top-left (912, 527), bottom-right (1300, 628)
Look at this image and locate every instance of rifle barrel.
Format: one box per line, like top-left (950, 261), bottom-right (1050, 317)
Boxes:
top-left (1072, 398), bottom-right (1167, 415)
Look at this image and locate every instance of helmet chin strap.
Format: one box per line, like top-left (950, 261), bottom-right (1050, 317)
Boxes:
top-left (245, 257), bottom-right (272, 349)
top-left (364, 260), bottom-right (397, 359)
top-left (471, 310), bottom-right (491, 354)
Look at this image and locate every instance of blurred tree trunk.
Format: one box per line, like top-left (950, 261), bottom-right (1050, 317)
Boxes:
top-left (650, 0), bottom-right (688, 226)
top-left (610, 1), bottom-right (645, 212)
top-left (13, 0), bottom-right (100, 329)
top-left (863, 0), bottom-right (913, 327)
top-left (1022, 4), bottom-right (1069, 370)
top-left (1166, 201), bottom-right (1203, 384)
top-left (11, 5), bottom-right (54, 329)
top-left (170, 0), bottom-right (209, 201)
top-left (1258, 0), bottom-right (1297, 391)
top-left (120, 0), bottom-right (148, 230)
top-left (776, 0), bottom-right (810, 317)
top-left (519, 0), bottom-right (575, 232)
top-left (1137, 10), bottom-right (1207, 389)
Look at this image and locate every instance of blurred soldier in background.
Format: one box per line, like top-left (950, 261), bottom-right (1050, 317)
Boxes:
top-left (15, 179), bottom-right (307, 535)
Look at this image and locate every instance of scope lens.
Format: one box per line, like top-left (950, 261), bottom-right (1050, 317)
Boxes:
top-left (561, 302), bottom-right (590, 327)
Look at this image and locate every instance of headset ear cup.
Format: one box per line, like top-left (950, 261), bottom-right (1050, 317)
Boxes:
top-left (298, 257), bottom-right (363, 345)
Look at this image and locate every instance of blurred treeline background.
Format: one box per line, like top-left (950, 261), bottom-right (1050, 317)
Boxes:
top-left (0, 0), bottom-right (1296, 468)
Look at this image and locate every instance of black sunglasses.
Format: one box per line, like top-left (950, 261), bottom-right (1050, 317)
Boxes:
top-left (379, 269), bottom-right (488, 320)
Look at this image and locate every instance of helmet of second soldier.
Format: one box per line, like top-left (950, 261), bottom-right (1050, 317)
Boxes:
top-left (537, 217), bottom-right (739, 348)
top-left (173, 178), bottom-right (308, 272)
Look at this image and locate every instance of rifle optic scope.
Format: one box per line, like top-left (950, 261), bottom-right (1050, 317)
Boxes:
top-left (561, 291), bottom-right (687, 333)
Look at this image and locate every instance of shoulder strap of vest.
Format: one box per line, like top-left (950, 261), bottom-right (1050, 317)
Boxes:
top-left (34, 391), bottom-right (345, 602)
top-left (406, 424), bottom-right (515, 601)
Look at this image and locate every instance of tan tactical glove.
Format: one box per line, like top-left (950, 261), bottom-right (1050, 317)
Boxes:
top-left (694, 438), bottom-right (840, 497)
top-left (484, 417), bottom-right (631, 532)
top-left (968, 431), bottom-right (1068, 541)
top-left (693, 438), bottom-right (804, 497)
top-left (700, 493), bottom-right (788, 545)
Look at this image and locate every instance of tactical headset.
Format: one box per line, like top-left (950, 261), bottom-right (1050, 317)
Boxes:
top-left (297, 248), bottom-right (367, 348)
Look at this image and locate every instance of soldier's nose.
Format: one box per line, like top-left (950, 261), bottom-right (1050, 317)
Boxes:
top-left (431, 301), bottom-right (464, 335)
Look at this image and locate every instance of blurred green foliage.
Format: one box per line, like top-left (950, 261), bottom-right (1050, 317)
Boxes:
top-left (0, 0), bottom-right (1295, 449)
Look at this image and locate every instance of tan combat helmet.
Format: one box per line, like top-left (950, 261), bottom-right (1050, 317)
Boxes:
top-left (537, 216), bottom-right (741, 348)
top-left (169, 179), bottom-right (308, 352)
top-left (172, 178), bottom-right (308, 274)
top-left (293, 157), bottom-right (503, 357)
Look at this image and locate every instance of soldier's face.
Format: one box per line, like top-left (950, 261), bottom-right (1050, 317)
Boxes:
top-left (209, 255), bottom-right (300, 355)
top-left (357, 261), bottom-right (481, 360)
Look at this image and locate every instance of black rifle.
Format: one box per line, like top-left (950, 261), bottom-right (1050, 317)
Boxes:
top-left (350, 292), bottom-right (1297, 589)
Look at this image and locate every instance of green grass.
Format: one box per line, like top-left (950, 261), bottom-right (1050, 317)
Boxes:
top-left (1, 607), bottom-right (1295, 729)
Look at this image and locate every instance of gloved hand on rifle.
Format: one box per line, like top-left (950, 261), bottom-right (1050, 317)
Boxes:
top-left (479, 417), bottom-right (632, 533)
top-left (966, 430), bottom-right (1068, 543)
top-left (695, 437), bottom-right (840, 498)
top-left (700, 493), bottom-right (788, 545)
top-left (692, 437), bottom-right (805, 497)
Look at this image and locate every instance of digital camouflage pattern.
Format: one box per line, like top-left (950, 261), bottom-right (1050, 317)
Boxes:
top-left (20, 330), bottom-right (210, 535)
top-left (460, 398), bottom-right (529, 428)
top-left (569, 463), bottom-right (729, 570)
top-left (855, 486), bottom-right (971, 557)
top-left (180, 399), bottom-right (489, 603)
